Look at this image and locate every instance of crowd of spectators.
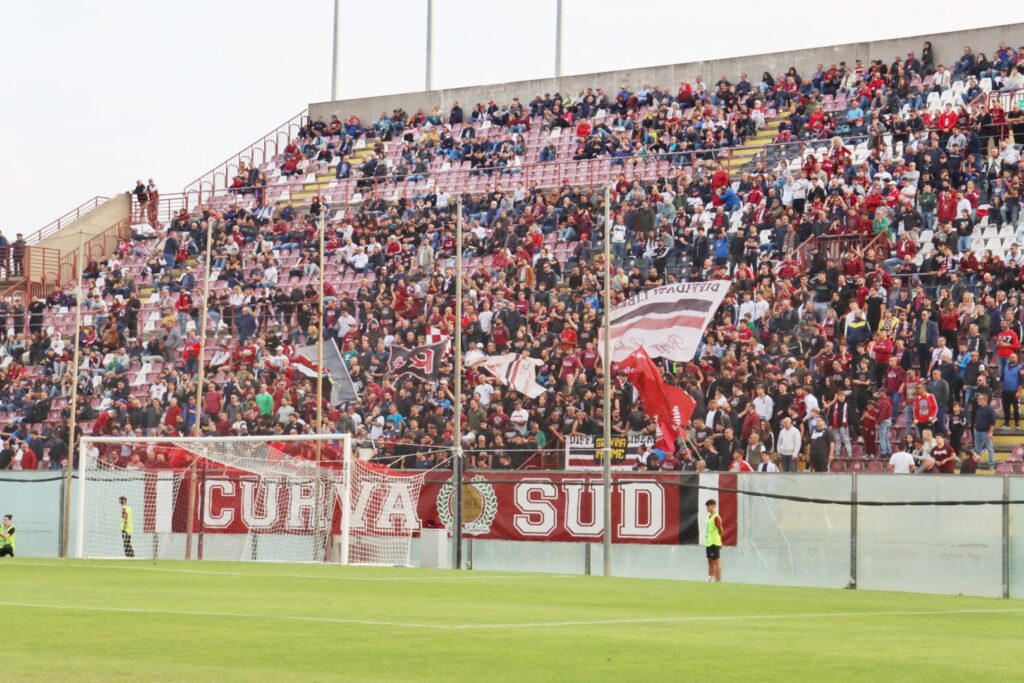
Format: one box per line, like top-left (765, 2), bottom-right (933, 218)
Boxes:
top-left (4, 37), bottom-right (1024, 476)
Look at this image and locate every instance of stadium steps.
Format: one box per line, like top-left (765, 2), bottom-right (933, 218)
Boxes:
top-left (725, 119), bottom-right (781, 176)
top-left (291, 148), bottom-right (378, 202)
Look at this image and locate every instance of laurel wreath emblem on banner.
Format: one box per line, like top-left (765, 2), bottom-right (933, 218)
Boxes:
top-left (436, 476), bottom-right (498, 535)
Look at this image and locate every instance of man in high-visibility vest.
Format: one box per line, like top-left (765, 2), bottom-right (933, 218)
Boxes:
top-left (120, 496), bottom-right (135, 558)
top-left (0, 514), bottom-right (15, 557)
top-left (705, 499), bottom-right (724, 583)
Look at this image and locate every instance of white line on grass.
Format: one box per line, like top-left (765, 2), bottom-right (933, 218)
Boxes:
top-left (0, 601), bottom-right (446, 629)
top-left (2, 601), bottom-right (1021, 630)
top-left (12, 561), bottom-right (574, 582)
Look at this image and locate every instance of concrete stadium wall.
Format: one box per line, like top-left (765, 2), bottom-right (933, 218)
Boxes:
top-left (428, 474), bottom-right (1014, 600)
top-left (12, 473), bottom-right (1020, 598)
top-left (30, 194), bottom-right (131, 284)
top-left (0, 472), bottom-right (66, 557)
top-left (309, 23), bottom-right (1024, 125)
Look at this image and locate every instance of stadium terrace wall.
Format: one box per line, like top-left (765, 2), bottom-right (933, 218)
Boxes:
top-left (5, 473), bottom-right (1022, 599)
top-left (309, 23), bottom-right (1023, 125)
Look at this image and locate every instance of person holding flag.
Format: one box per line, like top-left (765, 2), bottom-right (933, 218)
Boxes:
top-left (617, 346), bottom-right (697, 454)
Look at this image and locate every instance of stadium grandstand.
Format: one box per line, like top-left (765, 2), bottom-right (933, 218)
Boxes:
top-left (4, 27), bottom-right (1024, 481)
top-left (5, 10), bottom-right (1024, 679)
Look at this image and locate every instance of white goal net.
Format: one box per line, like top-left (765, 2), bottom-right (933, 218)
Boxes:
top-left (75, 434), bottom-right (427, 565)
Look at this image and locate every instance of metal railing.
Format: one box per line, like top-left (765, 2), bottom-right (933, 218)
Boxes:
top-left (985, 85), bottom-right (1024, 111)
top-left (183, 110), bottom-right (307, 202)
top-left (25, 196), bottom-right (109, 245)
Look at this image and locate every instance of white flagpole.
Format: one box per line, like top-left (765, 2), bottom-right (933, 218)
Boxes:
top-left (602, 185), bottom-right (613, 576)
top-left (452, 196), bottom-right (464, 569)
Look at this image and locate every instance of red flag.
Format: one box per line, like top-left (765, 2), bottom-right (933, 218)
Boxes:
top-left (618, 347), bottom-right (696, 452)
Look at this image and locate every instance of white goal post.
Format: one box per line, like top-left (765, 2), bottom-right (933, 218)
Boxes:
top-left (74, 434), bottom-right (428, 565)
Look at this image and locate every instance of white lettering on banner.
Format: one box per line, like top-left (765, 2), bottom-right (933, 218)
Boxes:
top-left (617, 482), bottom-right (665, 539)
top-left (376, 483), bottom-right (420, 532)
top-left (203, 480), bottom-right (236, 529)
top-left (513, 482), bottom-right (558, 536)
top-left (240, 480), bottom-right (280, 530)
top-left (616, 281), bottom-right (725, 309)
top-left (561, 482), bottom-right (603, 536)
top-left (287, 483), bottom-right (317, 530)
top-left (349, 482), bottom-right (375, 530)
top-left (154, 472), bottom-right (175, 533)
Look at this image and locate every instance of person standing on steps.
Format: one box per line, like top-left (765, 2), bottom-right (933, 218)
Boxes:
top-left (1000, 353), bottom-right (1022, 428)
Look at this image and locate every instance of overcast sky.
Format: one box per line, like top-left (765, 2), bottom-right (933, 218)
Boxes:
top-left (1, 1), bottom-right (1022, 236)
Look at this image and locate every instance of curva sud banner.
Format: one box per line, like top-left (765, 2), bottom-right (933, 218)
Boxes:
top-left (144, 470), bottom-right (737, 547)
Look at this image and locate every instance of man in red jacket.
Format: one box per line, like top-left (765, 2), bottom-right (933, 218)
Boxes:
top-left (937, 103), bottom-right (958, 135)
top-left (883, 356), bottom-right (906, 420)
top-left (994, 318), bottom-right (1020, 384)
top-left (912, 383), bottom-right (938, 435)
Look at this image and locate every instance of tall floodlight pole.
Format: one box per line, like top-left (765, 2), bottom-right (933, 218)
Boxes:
top-left (452, 197), bottom-right (464, 569)
top-left (425, 0), bottom-right (434, 91)
top-left (316, 208), bottom-right (327, 461)
top-left (194, 219), bottom-right (214, 435)
top-left (60, 227), bottom-right (86, 558)
top-left (314, 207), bottom-right (327, 559)
top-left (331, 0), bottom-right (341, 100)
top-left (555, 0), bottom-right (564, 77)
top-left (602, 186), bottom-right (613, 576)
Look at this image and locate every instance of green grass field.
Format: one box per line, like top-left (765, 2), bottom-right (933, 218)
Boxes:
top-left (3, 559), bottom-right (1022, 682)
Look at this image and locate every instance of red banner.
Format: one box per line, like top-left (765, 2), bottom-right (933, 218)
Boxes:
top-left (155, 470), bottom-right (737, 546)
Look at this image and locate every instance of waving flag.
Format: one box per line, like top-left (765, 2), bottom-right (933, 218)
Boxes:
top-left (477, 353), bottom-right (547, 398)
top-left (617, 346), bottom-right (696, 453)
top-left (600, 281), bottom-right (730, 362)
top-left (388, 340), bottom-right (447, 381)
top-left (294, 339), bottom-right (359, 405)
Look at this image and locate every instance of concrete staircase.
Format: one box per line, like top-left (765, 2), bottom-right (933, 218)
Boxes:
top-left (726, 117), bottom-right (782, 177)
top-left (290, 147), bottom-right (378, 203)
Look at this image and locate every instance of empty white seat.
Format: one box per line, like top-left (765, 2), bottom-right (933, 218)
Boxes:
top-left (998, 225), bottom-right (1014, 240)
top-left (985, 237), bottom-right (1002, 252)
top-left (919, 229), bottom-right (934, 244)
top-left (982, 226), bottom-right (999, 239)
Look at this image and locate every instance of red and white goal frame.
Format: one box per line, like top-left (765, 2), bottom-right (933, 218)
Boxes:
top-left (73, 434), bottom-right (428, 566)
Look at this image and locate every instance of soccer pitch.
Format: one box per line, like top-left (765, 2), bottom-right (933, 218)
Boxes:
top-left (3, 559), bottom-right (1021, 681)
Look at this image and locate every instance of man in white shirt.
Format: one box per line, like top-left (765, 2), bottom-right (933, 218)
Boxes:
top-left (776, 417), bottom-right (802, 473)
top-left (509, 400), bottom-right (530, 436)
top-left (752, 385), bottom-right (774, 422)
top-left (803, 390), bottom-right (820, 416)
top-left (737, 292), bottom-right (758, 322)
top-left (473, 381), bottom-right (494, 408)
top-left (757, 451), bottom-right (779, 472)
top-left (350, 247), bottom-right (369, 273)
top-left (888, 450), bottom-right (916, 474)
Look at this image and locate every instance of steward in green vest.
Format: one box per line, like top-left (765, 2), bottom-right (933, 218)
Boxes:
top-left (0, 514), bottom-right (16, 557)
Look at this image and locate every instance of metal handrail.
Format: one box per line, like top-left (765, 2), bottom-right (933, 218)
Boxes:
top-left (183, 110), bottom-right (307, 201)
top-left (25, 196), bottom-right (109, 245)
